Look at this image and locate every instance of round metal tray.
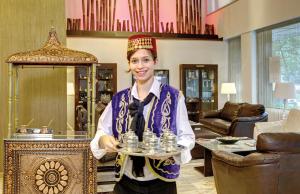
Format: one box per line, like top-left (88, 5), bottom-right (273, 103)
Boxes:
top-left (117, 145), bottom-right (184, 157)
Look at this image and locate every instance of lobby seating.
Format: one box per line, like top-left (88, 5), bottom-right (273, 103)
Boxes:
top-left (254, 108), bottom-right (300, 139)
top-left (211, 133), bottom-right (300, 194)
top-left (199, 102), bottom-right (268, 138)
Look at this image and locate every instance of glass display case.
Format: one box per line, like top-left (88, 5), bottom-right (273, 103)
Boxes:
top-left (154, 69), bottom-right (169, 85)
top-left (96, 64), bottom-right (117, 104)
top-left (180, 64), bottom-right (218, 122)
top-left (75, 63), bottom-right (117, 131)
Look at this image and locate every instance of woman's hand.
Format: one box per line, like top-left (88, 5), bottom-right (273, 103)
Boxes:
top-left (99, 135), bottom-right (119, 152)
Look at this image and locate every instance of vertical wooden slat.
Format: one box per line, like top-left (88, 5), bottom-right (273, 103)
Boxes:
top-left (96, 0), bottom-right (99, 30)
top-left (153, 0), bottom-right (157, 32)
top-left (150, 0), bottom-right (153, 32)
top-left (157, 0), bottom-right (160, 33)
top-left (91, 0), bottom-right (95, 30)
top-left (181, 0), bottom-right (184, 33)
top-left (176, 0), bottom-right (179, 33)
top-left (146, 0), bottom-right (149, 32)
top-left (128, 0), bottom-right (134, 31)
top-left (100, 0), bottom-right (103, 31)
top-left (87, 0), bottom-right (90, 30)
top-left (82, 0), bottom-right (86, 30)
top-left (109, 0), bottom-right (111, 31)
top-left (112, 0), bottom-right (116, 31)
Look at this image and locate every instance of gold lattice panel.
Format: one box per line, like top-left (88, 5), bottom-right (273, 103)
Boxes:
top-left (4, 139), bottom-right (96, 194)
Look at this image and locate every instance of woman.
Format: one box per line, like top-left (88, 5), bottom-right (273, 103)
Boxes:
top-left (90, 34), bottom-right (195, 194)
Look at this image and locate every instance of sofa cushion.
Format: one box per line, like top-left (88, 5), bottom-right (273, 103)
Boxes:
top-left (199, 118), bottom-right (231, 135)
top-left (220, 102), bottom-right (241, 121)
top-left (238, 103), bottom-right (265, 117)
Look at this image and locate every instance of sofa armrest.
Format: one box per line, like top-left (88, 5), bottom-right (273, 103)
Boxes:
top-left (229, 113), bottom-right (268, 137)
top-left (200, 109), bottom-right (221, 118)
top-left (212, 150), bottom-right (280, 167)
top-left (233, 112), bottom-right (268, 122)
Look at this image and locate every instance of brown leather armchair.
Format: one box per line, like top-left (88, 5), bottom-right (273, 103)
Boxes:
top-left (199, 102), bottom-right (268, 138)
top-left (212, 133), bottom-right (300, 194)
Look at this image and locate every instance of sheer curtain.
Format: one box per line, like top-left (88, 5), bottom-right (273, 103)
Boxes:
top-left (228, 36), bottom-right (241, 102)
top-left (256, 29), bottom-right (273, 107)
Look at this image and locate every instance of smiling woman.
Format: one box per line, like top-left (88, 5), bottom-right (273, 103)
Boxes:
top-left (90, 34), bottom-right (195, 194)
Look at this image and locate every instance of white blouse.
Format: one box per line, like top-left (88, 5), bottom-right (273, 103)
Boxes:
top-left (90, 79), bottom-right (195, 181)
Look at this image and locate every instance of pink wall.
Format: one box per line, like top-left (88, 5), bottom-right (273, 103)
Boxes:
top-left (65, 0), bottom-right (198, 32)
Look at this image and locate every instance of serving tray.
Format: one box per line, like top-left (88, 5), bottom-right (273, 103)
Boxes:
top-left (117, 145), bottom-right (184, 157)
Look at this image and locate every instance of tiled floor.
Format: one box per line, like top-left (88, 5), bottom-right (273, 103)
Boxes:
top-left (0, 159), bottom-right (217, 194)
top-left (97, 159), bottom-right (217, 194)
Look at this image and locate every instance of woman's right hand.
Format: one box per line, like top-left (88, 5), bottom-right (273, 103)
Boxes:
top-left (99, 135), bottom-right (119, 152)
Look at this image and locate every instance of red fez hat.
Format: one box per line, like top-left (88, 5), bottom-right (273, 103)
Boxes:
top-left (127, 34), bottom-right (157, 60)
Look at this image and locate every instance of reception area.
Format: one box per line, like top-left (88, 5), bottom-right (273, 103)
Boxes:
top-left (1, 0), bottom-right (300, 193)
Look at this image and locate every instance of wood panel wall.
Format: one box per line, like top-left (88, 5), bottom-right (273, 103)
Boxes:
top-left (0, 0), bottom-right (66, 173)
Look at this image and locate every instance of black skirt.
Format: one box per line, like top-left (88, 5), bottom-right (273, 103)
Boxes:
top-left (113, 175), bottom-right (177, 194)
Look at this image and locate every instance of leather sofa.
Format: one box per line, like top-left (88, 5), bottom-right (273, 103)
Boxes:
top-left (199, 102), bottom-right (268, 138)
top-left (212, 133), bottom-right (300, 194)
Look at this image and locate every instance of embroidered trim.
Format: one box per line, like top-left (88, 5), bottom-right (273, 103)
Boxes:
top-left (116, 94), bottom-right (128, 140)
top-left (150, 98), bottom-right (159, 132)
top-left (124, 89), bottom-right (131, 132)
top-left (115, 153), bottom-right (129, 182)
top-left (149, 84), bottom-right (163, 132)
top-left (161, 92), bottom-right (172, 131)
top-left (145, 158), bottom-right (178, 182)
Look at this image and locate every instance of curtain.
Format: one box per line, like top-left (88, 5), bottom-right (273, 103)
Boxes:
top-left (228, 36), bottom-right (241, 102)
top-left (257, 30), bottom-right (273, 107)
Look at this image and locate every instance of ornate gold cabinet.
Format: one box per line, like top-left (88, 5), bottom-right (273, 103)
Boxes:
top-left (6, 29), bottom-right (98, 136)
top-left (4, 136), bottom-right (96, 194)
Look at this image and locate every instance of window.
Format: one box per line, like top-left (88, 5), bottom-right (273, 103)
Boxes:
top-left (272, 22), bottom-right (300, 108)
top-left (228, 36), bottom-right (241, 102)
top-left (257, 20), bottom-right (300, 109)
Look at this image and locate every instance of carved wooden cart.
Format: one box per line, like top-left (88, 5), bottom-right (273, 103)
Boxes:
top-left (4, 136), bottom-right (96, 194)
top-left (4, 29), bottom-right (98, 194)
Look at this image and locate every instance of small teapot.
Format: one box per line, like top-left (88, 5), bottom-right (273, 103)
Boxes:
top-left (19, 125), bottom-right (28, 133)
top-left (40, 126), bottom-right (48, 134)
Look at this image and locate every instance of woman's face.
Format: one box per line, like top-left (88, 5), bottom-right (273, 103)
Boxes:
top-left (129, 49), bottom-right (156, 84)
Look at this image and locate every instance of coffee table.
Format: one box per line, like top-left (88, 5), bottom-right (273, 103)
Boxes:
top-left (189, 121), bottom-right (222, 159)
top-left (196, 138), bottom-right (256, 176)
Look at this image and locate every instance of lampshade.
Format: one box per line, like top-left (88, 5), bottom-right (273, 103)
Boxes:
top-left (221, 83), bottom-right (236, 94)
top-left (67, 82), bottom-right (75, 95)
top-left (274, 82), bottom-right (296, 99)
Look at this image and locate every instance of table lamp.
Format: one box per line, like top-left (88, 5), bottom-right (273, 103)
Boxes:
top-left (274, 82), bottom-right (296, 119)
top-left (221, 82), bottom-right (236, 102)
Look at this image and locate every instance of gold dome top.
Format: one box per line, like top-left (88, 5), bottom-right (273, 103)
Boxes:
top-left (7, 28), bottom-right (98, 65)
